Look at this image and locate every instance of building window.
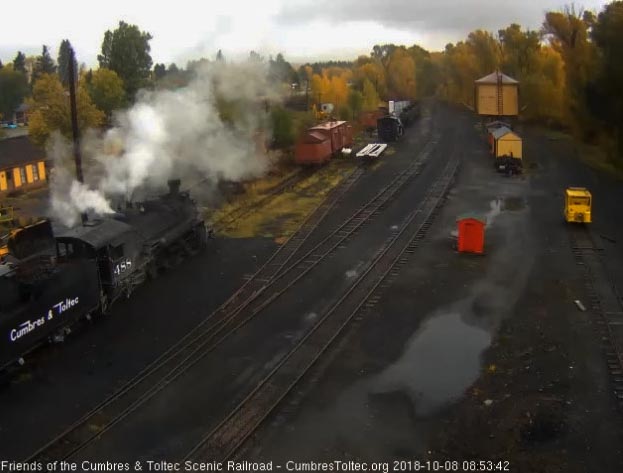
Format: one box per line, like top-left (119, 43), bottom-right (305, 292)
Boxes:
top-left (19, 167), bottom-right (26, 185)
top-left (32, 164), bottom-right (39, 181)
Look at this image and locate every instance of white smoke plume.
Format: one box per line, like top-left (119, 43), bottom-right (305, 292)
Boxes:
top-left (49, 60), bottom-right (273, 226)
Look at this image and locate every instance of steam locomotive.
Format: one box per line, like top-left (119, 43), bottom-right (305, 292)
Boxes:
top-left (0, 180), bottom-right (208, 371)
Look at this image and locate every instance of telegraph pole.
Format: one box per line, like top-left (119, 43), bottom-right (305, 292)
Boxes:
top-left (67, 46), bottom-right (88, 225)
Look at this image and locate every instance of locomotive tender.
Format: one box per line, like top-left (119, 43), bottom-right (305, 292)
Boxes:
top-left (0, 180), bottom-right (208, 370)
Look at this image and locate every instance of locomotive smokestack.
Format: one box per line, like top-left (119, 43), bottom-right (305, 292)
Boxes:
top-left (168, 179), bottom-right (181, 196)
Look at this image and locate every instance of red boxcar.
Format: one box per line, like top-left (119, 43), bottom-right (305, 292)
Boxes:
top-left (295, 121), bottom-right (353, 164)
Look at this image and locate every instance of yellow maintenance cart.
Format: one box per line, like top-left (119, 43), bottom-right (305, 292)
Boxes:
top-left (564, 187), bottom-right (592, 223)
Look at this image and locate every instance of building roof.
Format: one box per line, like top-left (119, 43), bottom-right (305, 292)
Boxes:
top-left (491, 126), bottom-right (520, 140)
top-left (0, 136), bottom-right (45, 170)
top-left (475, 71), bottom-right (519, 85)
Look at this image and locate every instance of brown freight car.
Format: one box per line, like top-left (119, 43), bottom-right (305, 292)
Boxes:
top-left (295, 120), bottom-right (353, 165)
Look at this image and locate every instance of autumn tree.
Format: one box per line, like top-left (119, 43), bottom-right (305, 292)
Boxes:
top-left (386, 47), bottom-right (416, 100)
top-left (86, 68), bottom-right (126, 121)
top-left (98, 21), bottom-right (153, 100)
top-left (440, 41), bottom-right (480, 104)
top-left (27, 73), bottom-right (104, 146)
top-left (467, 30), bottom-right (501, 75)
top-left (543, 7), bottom-right (597, 133)
top-left (353, 60), bottom-right (386, 99)
top-left (0, 66), bottom-right (29, 120)
top-left (362, 78), bottom-right (380, 111)
top-left (371, 44), bottom-right (397, 67)
top-left (499, 24), bottom-right (541, 77)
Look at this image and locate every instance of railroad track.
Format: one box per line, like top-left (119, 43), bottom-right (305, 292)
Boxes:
top-left (212, 169), bottom-right (312, 231)
top-left (27, 134), bottom-right (435, 462)
top-left (25, 164), bottom-right (362, 463)
top-left (185, 153), bottom-right (460, 461)
top-left (568, 226), bottom-right (623, 408)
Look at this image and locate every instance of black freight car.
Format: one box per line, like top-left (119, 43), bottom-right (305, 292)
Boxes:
top-left (0, 180), bottom-right (208, 370)
top-left (377, 115), bottom-right (404, 142)
top-left (399, 102), bottom-right (421, 127)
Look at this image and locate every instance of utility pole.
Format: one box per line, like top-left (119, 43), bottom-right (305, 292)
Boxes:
top-left (67, 46), bottom-right (88, 225)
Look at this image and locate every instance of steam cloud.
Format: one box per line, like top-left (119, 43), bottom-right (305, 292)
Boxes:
top-left (48, 60), bottom-right (273, 226)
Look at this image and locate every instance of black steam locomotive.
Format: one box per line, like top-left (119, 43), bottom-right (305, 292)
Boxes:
top-left (0, 180), bottom-right (208, 371)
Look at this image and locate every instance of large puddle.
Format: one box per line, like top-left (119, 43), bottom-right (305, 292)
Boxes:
top-left (370, 311), bottom-right (491, 417)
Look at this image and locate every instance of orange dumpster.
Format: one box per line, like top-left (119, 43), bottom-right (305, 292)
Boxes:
top-left (457, 215), bottom-right (485, 254)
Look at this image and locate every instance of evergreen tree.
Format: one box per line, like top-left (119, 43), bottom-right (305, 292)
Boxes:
top-left (33, 45), bottom-right (57, 83)
top-left (57, 39), bottom-right (77, 87)
top-left (13, 52), bottom-right (26, 74)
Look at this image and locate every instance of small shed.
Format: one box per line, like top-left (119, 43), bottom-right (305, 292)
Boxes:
top-left (0, 136), bottom-right (48, 194)
top-left (474, 71), bottom-right (519, 117)
top-left (457, 215), bottom-right (485, 254)
top-left (491, 127), bottom-right (522, 159)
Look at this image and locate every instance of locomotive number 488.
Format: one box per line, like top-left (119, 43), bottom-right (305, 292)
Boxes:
top-left (113, 258), bottom-right (132, 276)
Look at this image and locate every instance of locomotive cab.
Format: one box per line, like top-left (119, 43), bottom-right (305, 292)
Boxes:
top-left (56, 219), bottom-right (143, 304)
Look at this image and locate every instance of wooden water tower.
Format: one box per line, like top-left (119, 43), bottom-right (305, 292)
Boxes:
top-left (474, 71), bottom-right (519, 117)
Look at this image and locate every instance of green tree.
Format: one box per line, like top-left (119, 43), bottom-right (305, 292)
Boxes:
top-left (543, 7), bottom-right (597, 133)
top-left (13, 52), bottom-right (26, 74)
top-left (499, 24), bottom-right (541, 77)
top-left (269, 53), bottom-right (298, 84)
top-left (270, 106), bottom-right (293, 148)
top-left (57, 39), bottom-right (77, 87)
top-left (97, 21), bottom-right (153, 100)
top-left (348, 89), bottom-right (364, 119)
top-left (153, 63), bottom-right (166, 79)
top-left (33, 45), bottom-right (57, 83)
top-left (86, 68), bottom-right (126, 121)
top-left (591, 1), bottom-right (623, 156)
top-left (0, 67), bottom-right (29, 120)
top-left (27, 73), bottom-right (104, 146)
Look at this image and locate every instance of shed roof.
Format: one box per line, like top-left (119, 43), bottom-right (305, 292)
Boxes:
top-left (0, 136), bottom-right (46, 169)
top-left (491, 126), bottom-right (520, 140)
top-left (475, 71), bottom-right (519, 85)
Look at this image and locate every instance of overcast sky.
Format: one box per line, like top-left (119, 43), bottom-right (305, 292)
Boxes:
top-left (1, 0), bottom-right (610, 67)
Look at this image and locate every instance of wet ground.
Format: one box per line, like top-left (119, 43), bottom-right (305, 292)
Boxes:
top-left (241, 107), bottom-right (623, 470)
top-left (3, 102), bottom-right (623, 470)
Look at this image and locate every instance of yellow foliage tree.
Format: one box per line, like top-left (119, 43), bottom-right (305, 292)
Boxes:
top-left (386, 48), bottom-right (416, 100)
top-left (362, 78), bottom-right (380, 111)
top-left (520, 46), bottom-right (566, 123)
top-left (27, 73), bottom-right (105, 147)
top-left (354, 61), bottom-right (386, 99)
